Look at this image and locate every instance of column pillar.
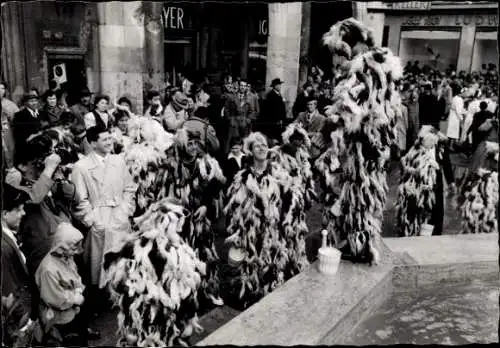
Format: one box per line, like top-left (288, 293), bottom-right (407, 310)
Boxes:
top-left (97, 1), bottom-right (146, 114)
top-left (1, 2), bottom-right (28, 104)
top-left (266, 2), bottom-right (303, 116)
top-left (352, 1), bottom-right (368, 24)
top-left (457, 25), bottom-right (476, 73)
top-left (144, 1), bottom-right (165, 96)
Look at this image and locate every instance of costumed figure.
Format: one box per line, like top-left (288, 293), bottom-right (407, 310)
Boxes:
top-left (123, 117), bottom-right (226, 306)
top-left (104, 198), bottom-right (206, 347)
top-left (396, 125), bottom-right (455, 237)
top-left (223, 132), bottom-right (307, 309)
top-left (318, 18), bottom-right (403, 263)
top-left (459, 141), bottom-right (498, 234)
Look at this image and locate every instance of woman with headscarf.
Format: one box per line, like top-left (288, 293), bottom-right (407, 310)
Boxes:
top-left (223, 132), bottom-right (307, 309)
top-left (35, 222), bottom-right (87, 346)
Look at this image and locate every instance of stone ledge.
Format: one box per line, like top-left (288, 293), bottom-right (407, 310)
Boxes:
top-left (197, 234), bottom-right (498, 346)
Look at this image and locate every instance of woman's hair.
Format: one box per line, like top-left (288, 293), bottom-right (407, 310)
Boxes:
top-left (42, 89), bottom-right (57, 101)
top-left (243, 132), bottom-right (268, 154)
top-left (113, 109), bottom-right (130, 124)
top-left (147, 90), bottom-right (160, 101)
top-left (117, 96), bottom-right (132, 109)
top-left (94, 94), bottom-right (110, 107)
top-left (86, 125), bottom-right (110, 143)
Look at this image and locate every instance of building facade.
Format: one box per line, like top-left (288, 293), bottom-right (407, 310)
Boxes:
top-left (2, 1), bottom-right (356, 114)
top-left (365, 1), bottom-right (498, 73)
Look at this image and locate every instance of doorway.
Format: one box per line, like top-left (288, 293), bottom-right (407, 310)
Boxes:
top-left (47, 55), bottom-right (87, 107)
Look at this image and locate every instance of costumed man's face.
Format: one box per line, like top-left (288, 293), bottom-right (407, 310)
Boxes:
top-left (3, 205), bottom-right (25, 231)
top-left (422, 134), bottom-right (438, 149)
top-left (307, 100), bottom-right (317, 113)
top-left (64, 240), bottom-right (84, 256)
top-left (47, 95), bottom-right (58, 108)
top-left (186, 139), bottom-right (201, 158)
top-left (252, 140), bottom-right (268, 161)
top-left (91, 131), bottom-right (114, 155)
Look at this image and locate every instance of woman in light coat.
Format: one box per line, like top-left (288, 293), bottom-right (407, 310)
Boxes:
top-left (446, 85), bottom-right (465, 147)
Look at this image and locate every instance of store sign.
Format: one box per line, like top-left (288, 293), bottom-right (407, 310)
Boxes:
top-left (390, 2), bottom-right (431, 10)
top-left (258, 20), bottom-right (268, 36)
top-left (402, 14), bottom-right (498, 26)
top-left (162, 6), bottom-right (186, 30)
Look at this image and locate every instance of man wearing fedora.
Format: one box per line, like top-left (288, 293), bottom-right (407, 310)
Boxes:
top-left (162, 88), bottom-right (189, 133)
top-left (259, 78), bottom-right (287, 142)
top-left (12, 90), bottom-right (42, 164)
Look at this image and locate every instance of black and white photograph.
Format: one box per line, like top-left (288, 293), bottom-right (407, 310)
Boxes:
top-left (1, 0), bottom-right (498, 346)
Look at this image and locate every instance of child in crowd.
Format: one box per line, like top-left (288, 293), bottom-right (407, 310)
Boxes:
top-left (222, 137), bottom-right (247, 188)
top-left (35, 222), bottom-right (87, 346)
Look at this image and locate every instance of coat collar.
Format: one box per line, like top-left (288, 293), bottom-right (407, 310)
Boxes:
top-left (2, 226), bottom-right (28, 274)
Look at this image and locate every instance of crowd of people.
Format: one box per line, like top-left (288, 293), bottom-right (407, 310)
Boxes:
top-left (1, 49), bottom-right (498, 346)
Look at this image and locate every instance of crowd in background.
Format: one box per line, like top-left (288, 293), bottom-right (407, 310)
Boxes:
top-left (1, 59), bottom-right (498, 346)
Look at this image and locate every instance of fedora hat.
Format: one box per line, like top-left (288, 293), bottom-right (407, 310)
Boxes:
top-left (270, 78), bottom-right (284, 87)
top-left (22, 90), bottom-right (39, 103)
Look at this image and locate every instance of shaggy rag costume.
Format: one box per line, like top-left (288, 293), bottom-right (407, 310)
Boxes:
top-left (122, 117), bottom-right (226, 317)
top-left (223, 133), bottom-right (308, 309)
top-left (460, 142), bottom-right (498, 234)
top-left (396, 126), bottom-right (454, 236)
top-left (318, 18), bottom-right (403, 263)
top-left (104, 198), bottom-right (206, 347)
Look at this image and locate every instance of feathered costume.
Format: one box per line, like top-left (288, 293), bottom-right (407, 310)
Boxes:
top-left (223, 133), bottom-right (308, 309)
top-left (318, 18), bottom-right (403, 263)
top-left (395, 126), bottom-right (449, 236)
top-left (104, 117), bottom-right (226, 346)
top-left (460, 142), bottom-right (499, 234)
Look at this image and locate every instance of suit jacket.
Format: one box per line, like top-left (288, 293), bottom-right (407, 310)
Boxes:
top-left (1, 229), bottom-right (32, 328)
top-left (12, 108), bottom-right (42, 163)
top-left (295, 110), bottom-right (326, 134)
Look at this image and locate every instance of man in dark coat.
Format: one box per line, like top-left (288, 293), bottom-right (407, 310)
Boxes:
top-left (1, 184), bottom-right (34, 347)
top-left (12, 90), bottom-right (42, 165)
top-left (259, 78), bottom-right (287, 142)
top-left (467, 101), bottom-right (495, 152)
top-left (292, 82), bottom-right (314, 118)
top-left (418, 83), bottom-right (439, 129)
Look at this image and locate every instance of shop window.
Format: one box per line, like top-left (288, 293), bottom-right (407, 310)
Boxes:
top-left (470, 30), bottom-right (498, 73)
top-left (398, 29), bottom-right (460, 71)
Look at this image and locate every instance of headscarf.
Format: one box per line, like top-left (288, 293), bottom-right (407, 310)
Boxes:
top-left (49, 222), bottom-right (83, 256)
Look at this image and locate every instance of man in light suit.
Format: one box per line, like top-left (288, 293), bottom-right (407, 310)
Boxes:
top-left (71, 125), bottom-right (137, 316)
top-left (294, 96), bottom-right (326, 160)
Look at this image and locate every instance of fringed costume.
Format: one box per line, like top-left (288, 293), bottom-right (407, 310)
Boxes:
top-left (460, 142), bottom-right (499, 234)
top-left (105, 117), bottom-right (226, 346)
top-left (396, 126), bottom-right (454, 236)
top-left (318, 18), bottom-right (403, 263)
top-left (223, 132), bottom-right (308, 309)
top-left (104, 198), bottom-right (206, 347)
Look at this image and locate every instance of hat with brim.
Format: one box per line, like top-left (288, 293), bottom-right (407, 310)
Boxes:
top-left (2, 183), bottom-right (31, 211)
top-left (80, 88), bottom-right (91, 97)
top-left (271, 78), bottom-right (284, 87)
top-left (23, 90), bottom-right (39, 103)
top-left (171, 92), bottom-right (189, 110)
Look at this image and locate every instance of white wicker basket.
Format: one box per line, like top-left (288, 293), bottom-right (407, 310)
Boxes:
top-left (420, 223), bottom-right (434, 236)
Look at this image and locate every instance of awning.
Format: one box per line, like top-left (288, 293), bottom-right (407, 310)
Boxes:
top-left (401, 30), bottom-right (460, 40)
top-left (475, 31), bottom-right (497, 40)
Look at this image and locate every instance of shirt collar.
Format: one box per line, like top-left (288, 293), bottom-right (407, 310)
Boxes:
top-left (2, 223), bottom-right (17, 244)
